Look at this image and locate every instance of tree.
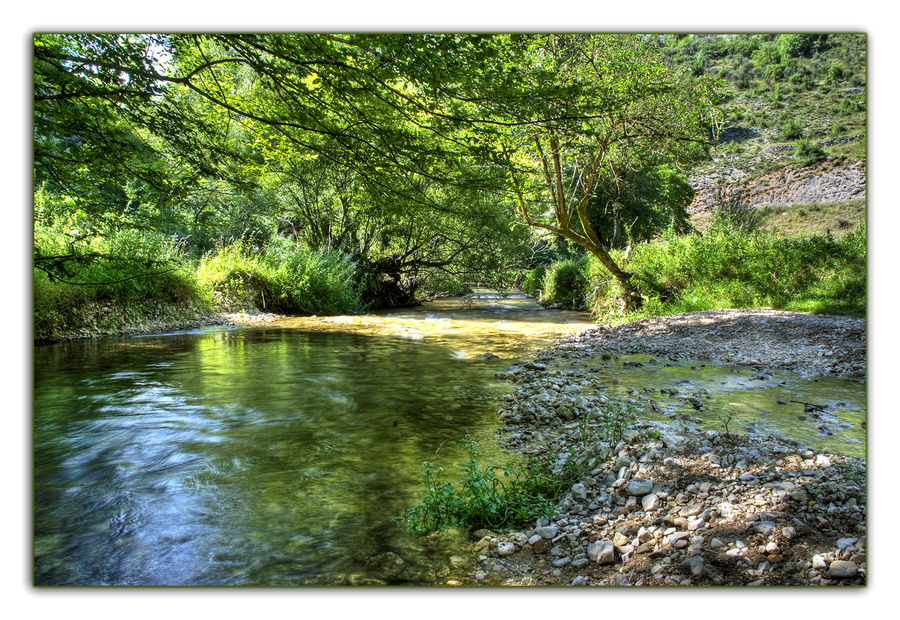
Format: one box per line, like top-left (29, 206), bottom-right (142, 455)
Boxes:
top-left (470, 34), bottom-right (718, 308)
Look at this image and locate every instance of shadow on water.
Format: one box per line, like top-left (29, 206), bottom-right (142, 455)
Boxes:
top-left (33, 297), bottom-right (593, 586)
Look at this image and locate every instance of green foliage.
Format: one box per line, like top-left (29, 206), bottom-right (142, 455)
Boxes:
top-left (707, 191), bottom-right (764, 235)
top-left (588, 165), bottom-right (695, 249)
top-left (195, 238), bottom-right (364, 315)
top-left (589, 225), bottom-right (867, 319)
top-left (33, 215), bottom-right (208, 340)
top-left (520, 264), bottom-right (547, 297)
top-left (778, 118), bottom-right (804, 141)
top-left (794, 137), bottom-right (827, 164)
top-left (539, 258), bottom-right (592, 309)
top-left (402, 440), bottom-right (585, 533)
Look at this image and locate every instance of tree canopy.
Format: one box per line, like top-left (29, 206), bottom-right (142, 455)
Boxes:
top-left (33, 33), bottom-right (719, 306)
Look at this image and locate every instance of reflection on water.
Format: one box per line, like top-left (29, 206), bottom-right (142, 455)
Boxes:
top-left (33, 292), bottom-right (866, 585)
top-left (33, 292), bottom-right (592, 585)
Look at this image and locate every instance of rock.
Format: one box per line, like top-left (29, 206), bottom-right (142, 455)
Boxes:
top-left (827, 560), bottom-right (858, 578)
top-left (642, 493), bottom-right (660, 511)
top-left (683, 555), bottom-right (705, 576)
top-left (571, 483), bottom-right (589, 501)
top-left (552, 557), bottom-right (571, 568)
top-left (587, 540), bottom-right (616, 564)
top-left (812, 554), bottom-right (828, 569)
top-left (537, 525), bottom-right (558, 539)
top-left (626, 479), bottom-right (654, 496)
top-left (571, 575), bottom-right (588, 586)
top-left (497, 542), bottom-right (516, 557)
top-left (836, 537), bottom-right (859, 550)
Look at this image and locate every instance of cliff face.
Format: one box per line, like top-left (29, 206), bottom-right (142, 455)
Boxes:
top-left (688, 160), bottom-right (866, 214)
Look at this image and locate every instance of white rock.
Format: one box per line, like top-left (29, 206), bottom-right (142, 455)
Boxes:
top-left (588, 540), bottom-right (616, 564)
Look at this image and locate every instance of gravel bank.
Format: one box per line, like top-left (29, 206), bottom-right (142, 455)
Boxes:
top-left (457, 309), bottom-right (867, 587)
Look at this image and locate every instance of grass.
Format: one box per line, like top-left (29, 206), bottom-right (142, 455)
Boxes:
top-left (521, 221), bottom-right (866, 322)
top-left (34, 216), bottom-right (366, 340)
top-left (195, 237), bottom-right (364, 315)
top-left (401, 440), bottom-right (585, 534)
top-left (692, 200), bottom-right (866, 238)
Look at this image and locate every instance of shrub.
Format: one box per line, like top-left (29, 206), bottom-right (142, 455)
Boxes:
top-left (520, 264), bottom-right (547, 297)
top-left (540, 258), bottom-right (591, 309)
top-left (795, 137), bottom-right (827, 164)
top-left (707, 190), bottom-right (763, 235)
top-left (401, 440), bottom-right (585, 533)
top-left (778, 118), bottom-right (804, 141)
top-left (196, 238), bottom-right (364, 315)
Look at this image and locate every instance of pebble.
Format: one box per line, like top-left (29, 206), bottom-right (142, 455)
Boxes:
top-left (826, 560), bottom-right (858, 578)
top-left (462, 312), bottom-right (867, 587)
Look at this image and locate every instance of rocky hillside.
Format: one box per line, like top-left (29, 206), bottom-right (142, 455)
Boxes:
top-left (663, 34), bottom-right (867, 214)
top-left (689, 159), bottom-right (866, 214)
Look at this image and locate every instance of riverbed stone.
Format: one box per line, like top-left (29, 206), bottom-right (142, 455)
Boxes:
top-left (587, 540), bottom-right (616, 564)
top-left (626, 479), bottom-right (654, 496)
top-left (826, 560), bottom-right (858, 578)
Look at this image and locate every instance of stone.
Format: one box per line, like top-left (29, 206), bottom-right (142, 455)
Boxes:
top-left (588, 540), bottom-right (616, 564)
top-left (642, 493), bottom-right (660, 511)
top-left (497, 542), bottom-right (516, 557)
top-left (537, 525), bottom-right (559, 539)
top-left (571, 483), bottom-right (589, 501)
top-left (827, 560), bottom-right (858, 579)
top-left (626, 479), bottom-right (654, 496)
top-left (836, 537), bottom-right (859, 550)
top-left (683, 555), bottom-right (705, 576)
top-left (552, 556), bottom-right (571, 568)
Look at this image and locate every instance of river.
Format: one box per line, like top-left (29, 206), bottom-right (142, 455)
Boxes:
top-left (33, 291), bottom-right (592, 585)
top-left (32, 292), bottom-right (866, 585)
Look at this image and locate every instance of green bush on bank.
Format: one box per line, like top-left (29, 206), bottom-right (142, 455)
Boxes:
top-left (527, 225), bottom-right (866, 321)
top-left (521, 258), bottom-right (594, 309)
top-left (33, 220), bottom-right (210, 339)
top-left (195, 237), bottom-right (364, 315)
top-left (597, 225), bottom-right (866, 320)
top-left (402, 441), bottom-right (585, 533)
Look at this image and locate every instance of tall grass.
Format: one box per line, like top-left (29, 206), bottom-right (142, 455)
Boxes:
top-left (33, 219), bottom-right (209, 339)
top-left (523, 225), bottom-right (866, 321)
top-left (595, 225), bottom-right (866, 320)
top-left (195, 237), bottom-right (364, 315)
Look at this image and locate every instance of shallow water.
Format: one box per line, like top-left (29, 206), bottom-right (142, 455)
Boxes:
top-left (33, 292), bottom-right (591, 585)
top-left (32, 293), bottom-right (866, 585)
top-left (554, 354), bottom-right (866, 458)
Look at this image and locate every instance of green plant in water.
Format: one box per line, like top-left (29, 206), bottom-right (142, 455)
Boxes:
top-left (719, 410), bottom-right (737, 436)
top-left (402, 440), bottom-right (586, 534)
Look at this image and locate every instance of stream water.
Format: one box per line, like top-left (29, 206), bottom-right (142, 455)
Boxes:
top-left (32, 292), bottom-right (866, 585)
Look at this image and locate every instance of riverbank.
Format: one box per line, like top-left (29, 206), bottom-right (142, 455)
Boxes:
top-left (453, 309), bottom-right (866, 586)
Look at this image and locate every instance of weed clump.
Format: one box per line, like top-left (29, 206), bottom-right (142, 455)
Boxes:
top-left (402, 440), bottom-right (585, 534)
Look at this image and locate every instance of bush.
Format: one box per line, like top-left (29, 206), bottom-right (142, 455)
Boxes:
top-left (778, 118), bottom-right (804, 141)
top-left (539, 258), bottom-right (591, 309)
top-left (401, 440), bottom-right (585, 533)
top-left (195, 238), bottom-right (364, 315)
top-left (707, 190), bottom-right (763, 235)
top-left (593, 226), bottom-right (867, 320)
top-left (519, 264), bottom-right (546, 297)
top-left (795, 137), bottom-right (827, 164)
